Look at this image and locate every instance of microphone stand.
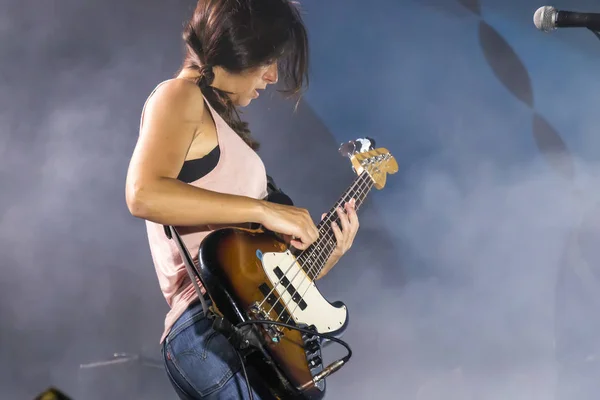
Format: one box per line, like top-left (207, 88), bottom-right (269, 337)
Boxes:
top-left (78, 352), bottom-right (164, 399)
top-left (79, 352), bottom-right (163, 369)
top-left (588, 28), bottom-right (600, 41)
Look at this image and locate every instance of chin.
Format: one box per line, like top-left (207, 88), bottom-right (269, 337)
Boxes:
top-left (237, 97), bottom-right (253, 108)
top-left (233, 91), bottom-right (258, 107)
top-left (233, 97), bottom-right (252, 107)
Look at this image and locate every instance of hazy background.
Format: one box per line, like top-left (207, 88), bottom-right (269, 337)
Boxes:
top-left (2, 0), bottom-right (600, 399)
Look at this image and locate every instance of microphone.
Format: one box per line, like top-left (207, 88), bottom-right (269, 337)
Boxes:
top-left (534, 7), bottom-right (600, 32)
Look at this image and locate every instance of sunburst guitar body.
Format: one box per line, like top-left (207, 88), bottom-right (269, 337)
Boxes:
top-left (195, 139), bottom-right (398, 399)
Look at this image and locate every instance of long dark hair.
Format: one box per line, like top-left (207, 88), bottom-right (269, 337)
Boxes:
top-left (179, 0), bottom-right (309, 150)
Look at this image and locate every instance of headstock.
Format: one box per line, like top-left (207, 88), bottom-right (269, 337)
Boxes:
top-left (338, 138), bottom-right (398, 190)
top-left (338, 137), bottom-right (377, 158)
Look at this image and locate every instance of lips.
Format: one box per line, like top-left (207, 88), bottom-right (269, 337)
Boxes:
top-left (253, 87), bottom-right (266, 98)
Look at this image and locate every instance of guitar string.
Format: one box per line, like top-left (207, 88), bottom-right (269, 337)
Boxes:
top-left (297, 169), bottom-right (374, 280)
top-left (259, 162), bottom-right (379, 320)
top-left (280, 166), bottom-right (377, 324)
top-left (290, 159), bottom-right (383, 284)
top-left (259, 160), bottom-right (381, 321)
top-left (255, 168), bottom-right (374, 315)
top-left (266, 173), bottom-right (372, 323)
top-left (283, 155), bottom-right (389, 320)
top-left (279, 181), bottom-right (373, 326)
top-left (253, 172), bottom-right (370, 314)
top-left (294, 171), bottom-right (373, 277)
top-left (258, 155), bottom-right (389, 325)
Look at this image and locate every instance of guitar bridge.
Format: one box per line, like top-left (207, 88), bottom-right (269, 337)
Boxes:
top-left (248, 303), bottom-right (284, 343)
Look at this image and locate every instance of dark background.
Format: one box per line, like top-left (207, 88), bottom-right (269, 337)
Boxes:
top-left (2, 0), bottom-right (600, 399)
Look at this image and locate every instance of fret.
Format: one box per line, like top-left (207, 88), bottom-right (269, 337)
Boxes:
top-left (299, 170), bottom-right (375, 279)
top-left (292, 149), bottom-right (397, 281)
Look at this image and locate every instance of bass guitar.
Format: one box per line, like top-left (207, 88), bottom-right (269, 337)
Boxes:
top-left (195, 138), bottom-right (398, 399)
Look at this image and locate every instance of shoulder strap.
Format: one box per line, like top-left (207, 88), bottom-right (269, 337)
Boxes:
top-left (163, 225), bottom-right (211, 318)
top-left (266, 174), bottom-right (294, 206)
top-left (267, 174), bottom-right (280, 194)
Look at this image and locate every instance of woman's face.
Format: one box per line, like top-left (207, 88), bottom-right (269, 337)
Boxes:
top-left (217, 62), bottom-right (279, 107)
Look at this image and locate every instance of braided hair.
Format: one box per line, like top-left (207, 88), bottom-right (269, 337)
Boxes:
top-left (178, 0), bottom-right (309, 151)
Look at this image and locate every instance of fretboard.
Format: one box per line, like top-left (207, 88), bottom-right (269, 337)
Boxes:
top-left (297, 171), bottom-right (374, 280)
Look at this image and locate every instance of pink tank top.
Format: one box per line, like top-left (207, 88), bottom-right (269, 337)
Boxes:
top-left (139, 79), bottom-right (268, 343)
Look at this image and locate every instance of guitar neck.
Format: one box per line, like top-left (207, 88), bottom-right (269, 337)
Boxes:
top-left (319, 170), bottom-right (373, 226)
top-left (298, 171), bottom-right (374, 279)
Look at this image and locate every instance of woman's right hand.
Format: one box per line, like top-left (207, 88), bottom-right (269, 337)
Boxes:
top-left (258, 201), bottom-right (319, 250)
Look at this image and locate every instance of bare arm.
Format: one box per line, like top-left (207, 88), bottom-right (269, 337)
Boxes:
top-left (125, 79), bottom-right (265, 227)
top-left (125, 79), bottom-right (319, 249)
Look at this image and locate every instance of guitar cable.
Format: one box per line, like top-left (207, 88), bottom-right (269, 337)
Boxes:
top-left (235, 349), bottom-right (254, 400)
top-left (214, 316), bottom-right (353, 400)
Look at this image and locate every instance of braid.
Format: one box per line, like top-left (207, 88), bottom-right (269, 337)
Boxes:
top-left (181, 24), bottom-right (259, 150)
top-left (195, 72), bottom-right (259, 151)
top-left (197, 65), bottom-right (215, 88)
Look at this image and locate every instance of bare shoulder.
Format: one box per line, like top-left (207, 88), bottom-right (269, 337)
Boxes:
top-left (143, 78), bottom-right (206, 124)
top-left (129, 78), bottom-right (208, 182)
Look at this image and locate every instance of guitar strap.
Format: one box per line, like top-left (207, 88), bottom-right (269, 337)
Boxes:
top-left (162, 174), bottom-right (292, 318)
top-left (163, 224), bottom-right (212, 318)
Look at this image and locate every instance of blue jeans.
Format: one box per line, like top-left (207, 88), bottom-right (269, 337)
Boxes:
top-left (161, 299), bottom-right (276, 399)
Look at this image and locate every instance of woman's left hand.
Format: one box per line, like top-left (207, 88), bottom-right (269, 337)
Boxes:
top-left (318, 198), bottom-right (359, 278)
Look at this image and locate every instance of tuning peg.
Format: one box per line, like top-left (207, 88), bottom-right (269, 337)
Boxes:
top-left (338, 140), bottom-right (357, 158)
top-left (339, 137), bottom-right (377, 158)
top-left (365, 137), bottom-right (376, 149)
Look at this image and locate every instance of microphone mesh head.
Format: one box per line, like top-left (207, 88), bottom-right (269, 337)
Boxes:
top-left (533, 6), bottom-right (557, 32)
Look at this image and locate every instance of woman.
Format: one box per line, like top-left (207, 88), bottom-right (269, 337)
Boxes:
top-left (125, 0), bottom-right (359, 398)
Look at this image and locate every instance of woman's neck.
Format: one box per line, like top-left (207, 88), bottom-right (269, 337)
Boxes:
top-left (176, 66), bottom-right (239, 105)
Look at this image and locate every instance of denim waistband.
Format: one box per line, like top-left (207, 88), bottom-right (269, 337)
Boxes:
top-left (167, 297), bottom-right (213, 343)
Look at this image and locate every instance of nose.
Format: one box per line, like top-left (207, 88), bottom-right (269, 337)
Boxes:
top-left (263, 62), bottom-right (278, 84)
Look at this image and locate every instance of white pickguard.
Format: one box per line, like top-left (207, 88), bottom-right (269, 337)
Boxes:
top-left (260, 250), bottom-right (347, 334)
